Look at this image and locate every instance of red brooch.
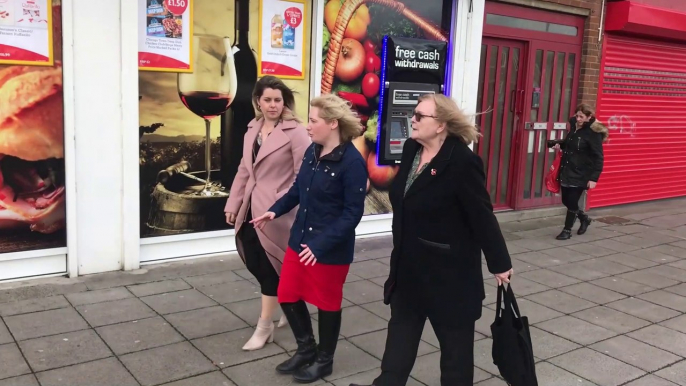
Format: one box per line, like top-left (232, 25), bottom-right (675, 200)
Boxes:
top-left (431, 169), bottom-right (437, 176)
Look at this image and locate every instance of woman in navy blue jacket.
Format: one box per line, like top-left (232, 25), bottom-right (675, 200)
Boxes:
top-left (252, 93), bottom-right (368, 383)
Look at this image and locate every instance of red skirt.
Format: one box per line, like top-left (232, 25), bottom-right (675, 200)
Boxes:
top-left (278, 247), bottom-right (350, 311)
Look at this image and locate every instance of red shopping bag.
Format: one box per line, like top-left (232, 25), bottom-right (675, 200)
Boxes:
top-left (545, 150), bottom-right (561, 194)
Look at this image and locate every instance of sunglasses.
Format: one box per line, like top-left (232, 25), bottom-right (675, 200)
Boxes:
top-left (413, 112), bottom-right (438, 121)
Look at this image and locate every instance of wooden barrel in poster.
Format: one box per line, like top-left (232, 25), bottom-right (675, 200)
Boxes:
top-left (146, 166), bottom-right (229, 236)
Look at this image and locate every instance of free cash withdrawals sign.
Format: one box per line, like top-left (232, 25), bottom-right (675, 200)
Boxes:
top-left (0, 0), bottom-right (54, 66)
top-left (138, 0), bottom-right (193, 72)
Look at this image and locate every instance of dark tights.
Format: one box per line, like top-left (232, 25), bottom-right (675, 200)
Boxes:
top-left (239, 211), bottom-right (280, 296)
top-left (561, 187), bottom-right (586, 230)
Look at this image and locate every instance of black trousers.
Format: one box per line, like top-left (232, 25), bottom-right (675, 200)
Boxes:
top-left (561, 186), bottom-right (585, 212)
top-left (373, 291), bottom-right (476, 386)
top-left (238, 209), bottom-right (280, 296)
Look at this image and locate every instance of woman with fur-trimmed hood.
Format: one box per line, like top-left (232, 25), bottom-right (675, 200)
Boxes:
top-left (549, 103), bottom-right (609, 240)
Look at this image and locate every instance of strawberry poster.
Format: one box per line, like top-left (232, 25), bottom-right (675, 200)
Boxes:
top-left (138, 0), bottom-right (193, 72)
top-left (258, 0), bottom-right (306, 79)
top-left (0, 0), bottom-right (54, 66)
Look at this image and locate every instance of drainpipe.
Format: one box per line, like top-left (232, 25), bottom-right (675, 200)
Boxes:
top-left (598, 0), bottom-right (607, 44)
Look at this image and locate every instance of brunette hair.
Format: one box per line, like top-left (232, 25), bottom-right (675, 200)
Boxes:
top-left (575, 103), bottom-right (595, 118)
top-left (310, 94), bottom-right (362, 143)
top-left (252, 76), bottom-right (300, 122)
top-left (418, 94), bottom-right (481, 145)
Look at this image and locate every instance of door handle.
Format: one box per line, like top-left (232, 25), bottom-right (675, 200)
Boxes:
top-left (510, 90), bottom-right (516, 113)
top-left (517, 90), bottom-right (525, 113)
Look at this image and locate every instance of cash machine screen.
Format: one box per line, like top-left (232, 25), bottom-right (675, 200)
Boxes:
top-left (379, 81), bottom-right (440, 165)
top-left (389, 119), bottom-right (409, 154)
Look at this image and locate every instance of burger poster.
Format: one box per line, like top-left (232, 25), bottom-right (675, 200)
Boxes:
top-left (0, 0), bottom-right (54, 66)
top-left (0, 0), bottom-right (64, 253)
top-left (139, 0), bottom-right (193, 72)
top-left (319, 0), bottom-right (452, 215)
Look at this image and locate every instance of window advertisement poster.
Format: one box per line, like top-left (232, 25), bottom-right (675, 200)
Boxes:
top-left (0, 0), bottom-right (65, 253)
top-left (139, 0), bottom-right (193, 72)
top-left (139, 0), bottom-right (312, 238)
top-left (0, 0), bottom-right (54, 66)
top-left (319, 0), bottom-right (453, 215)
top-left (258, 0), bottom-right (306, 79)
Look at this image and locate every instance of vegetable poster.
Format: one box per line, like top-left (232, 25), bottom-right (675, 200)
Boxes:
top-left (319, 0), bottom-right (452, 215)
top-left (138, 0), bottom-right (193, 72)
top-left (258, 0), bottom-right (307, 79)
top-left (0, 0), bottom-right (54, 66)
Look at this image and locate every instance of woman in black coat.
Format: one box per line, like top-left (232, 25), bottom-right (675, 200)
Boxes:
top-left (549, 103), bottom-right (608, 240)
top-left (352, 94), bottom-right (513, 386)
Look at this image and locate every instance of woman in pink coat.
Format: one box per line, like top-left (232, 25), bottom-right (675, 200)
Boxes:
top-left (225, 76), bottom-right (310, 351)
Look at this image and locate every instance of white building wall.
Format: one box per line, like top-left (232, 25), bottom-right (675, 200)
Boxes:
top-left (71, 0), bottom-right (124, 274)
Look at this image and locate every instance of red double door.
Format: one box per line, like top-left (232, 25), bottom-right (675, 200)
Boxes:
top-left (475, 2), bottom-right (584, 210)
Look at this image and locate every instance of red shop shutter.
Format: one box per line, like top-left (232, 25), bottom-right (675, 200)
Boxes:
top-left (589, 34), bottom-right (686, 209)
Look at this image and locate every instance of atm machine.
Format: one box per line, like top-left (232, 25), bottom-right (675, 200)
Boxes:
top-left (381, 83), bottom-right (440, 164)
top-left (376, 36), bottom-right (448, 165)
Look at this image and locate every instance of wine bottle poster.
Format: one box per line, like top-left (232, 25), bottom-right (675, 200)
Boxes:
top-left (257, 0), bottom-right (306, 79)
top-left (318, 0), bottom-right (453, 215)
top-left (138, 0), bottom-right (194, 72)
top-left (0, 0), bottom-right (54, 66)
top-left (138, 0), bottom-right (313, 238)
top-left (0, 0), bottom-right (66, 254)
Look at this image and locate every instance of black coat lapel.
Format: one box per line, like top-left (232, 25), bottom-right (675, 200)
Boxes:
top-left (403, 137), bottom-right (457, 199)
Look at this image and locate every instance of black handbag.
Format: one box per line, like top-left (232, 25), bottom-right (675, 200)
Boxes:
top-left (491, 283), bottom-right (538, 386)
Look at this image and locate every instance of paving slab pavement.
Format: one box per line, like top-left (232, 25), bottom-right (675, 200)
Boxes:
top-left (0, 198), bottom-right (685, 385)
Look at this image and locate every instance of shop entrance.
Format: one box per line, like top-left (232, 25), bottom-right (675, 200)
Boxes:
top-left (477, 1), bottom-right (584, 210)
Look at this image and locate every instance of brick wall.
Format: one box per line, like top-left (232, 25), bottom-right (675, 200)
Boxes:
top-left (540, 0), bottom-right (605, 108)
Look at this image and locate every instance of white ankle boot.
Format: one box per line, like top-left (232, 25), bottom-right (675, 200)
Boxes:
top-left (277, 314), bottom-right (289, 328)
top-left (242, 317), bottom-right (274, 351)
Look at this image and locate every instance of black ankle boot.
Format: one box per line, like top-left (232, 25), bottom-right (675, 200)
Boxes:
top-left (556, 229), bottom-right (572, 240)
top-left (577, 211), bottom-right (592, 235)
top-left (276, 301), bottom-right (317, 374)
top-left (293, 309), bottom-right (342, 383)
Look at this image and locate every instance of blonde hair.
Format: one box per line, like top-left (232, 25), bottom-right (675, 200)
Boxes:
top-left (418, 94), bottom-right (481, 145)
top-left (310, 94), bottom-right (362, 143)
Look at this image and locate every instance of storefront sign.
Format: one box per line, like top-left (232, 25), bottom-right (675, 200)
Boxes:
top-left (258, 0), bottom-right (306, 79)
top-left (385, 36), bottom-right (447, 84)
top-left (0, 0), bottom-right (54, 66)
top-left (138, 0), bottom-right (193, 72)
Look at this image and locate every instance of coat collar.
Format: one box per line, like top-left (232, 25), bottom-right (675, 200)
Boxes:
top-left (403, 136), bottom-right (458, 199)
top-left (247, 117), bottom-right (300, 131)
top-left (251, 118), bottom-right (300, 166)
top-left (314, 141), bottom-right (348, 162)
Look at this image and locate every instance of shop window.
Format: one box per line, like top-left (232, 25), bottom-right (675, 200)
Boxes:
top-left (486, 14), bottom-right (578, 36)
top-left (0, 0), bottom-right (67, 254)
top-left (138, 0), bottom-right (313, 238)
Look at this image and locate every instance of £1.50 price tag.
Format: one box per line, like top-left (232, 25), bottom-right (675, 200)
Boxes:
top-left (166, 0), bottom-right (188, 15)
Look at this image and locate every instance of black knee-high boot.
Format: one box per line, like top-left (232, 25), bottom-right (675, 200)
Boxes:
top-left (556, 210), bottom-right (577, 240)
top-left (577, 211), bottom-right (592, 235)
top-left (293, 309), bottom-right (342, 383)
top-left (276, 301), bottom-right (317, 374)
